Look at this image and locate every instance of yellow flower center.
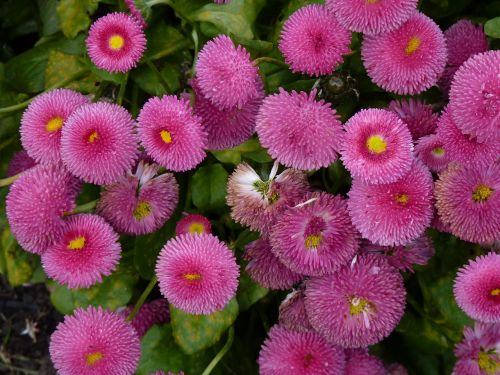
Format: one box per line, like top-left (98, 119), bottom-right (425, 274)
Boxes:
top-left (349, 297), bottom-right (372, 316)
top-left (491, 288), bottom-right (500, 297)
top-left (46, 116), bottom-right (64, 133)
top-left (473, 184), bottom-right (493, 203)
top-left (305, 234), bottom-right (322, 250)
top-left (133, 201), bottom-right (151, 221)
top-left (478, 351), bottom-right (500, 374)
top-left (108, 35), bottom-right (125, 50)
top-left (86, 351), bottom-right (103, 366)
top-left (366, 0), bottom-right (379, 3)
top-left (394, 193), bottom-right (409, 206)
top-left (405, 36), bottom-right (421, 55)
top-left (188, 222), bottom-right (205, 234)
top-left (366, 135), bottom-right (387, 154)
top-left (303, 353), bottom-right (314, 367)
top-left (183, 273), bottom-right (201, 281)
top-left (67, 236), bottom-right (86, 250)
top-left (88, 131), bottom-right (99, 143)
top-left (431, 147), bottom-right (445, 156)
top-left (160, 130), bottom-right (172, 144)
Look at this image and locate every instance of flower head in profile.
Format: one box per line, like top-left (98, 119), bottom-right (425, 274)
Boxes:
top-left (175, 213), bottom-right (211, 236)
top-left (388, 98), bottom-right (438, 141)
top-left (279, 288), bottom-right (313, 332)
top-left (120, 299), bottom-right (170, 337)
top-left (415, 134), bottom-right (450, 173)
top-left (345, 349), bottom-right (385, 375)
top-left (7, 150), bottom-right (37, 177)
top-left (124, 0), bottom-right (147, 28)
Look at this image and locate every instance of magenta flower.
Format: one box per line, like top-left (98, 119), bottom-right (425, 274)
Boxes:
top-left (137, 95), bottom-right (207, 172)
top-left (362, 12), bottom-right (446, 95)
top-left (196, 35), bottom-right (261, 110)
top-left (270, 192), bottom-right (359, 276)
top-left (340, 108), bottom-right (413, 184)
top-left (305, 254), bottom-right (406, 348)
top-left (279, 289), bottom-right (313, 332)
top-left (175, 213), bottom-right (211, 236)
top-left (326, 0), bottom-right (417, 35)
top-left (435, 163), bottom-right (499, 244)
top-left (61, 102), bottom-right (138, 185)
top-left (20, 89), bottom-right (89, 165)
top-left (279, 4), bottom-right (351, 76)
top-left (387, 98), bottom-right (438, 141)
top-left (6, 164), bottom-right (79, 254)
top-left (156, 234), bottom-right (239, 315)
top-left (415, 134), bottom-right (450, 173)
top-left (256, 89), bottom-right (343, 170)
top-left (50, 306), bottom-right (140, 375)
top-left (258, 325), bottom-right (346, 375)
top-left (97, 162), bottom-right (178, 235)
top-left (454, 252), bottom-right (500, 323)
top-left (244, 238), bottom-right (302, 290)
top-left (7, 150), bottom-right (37, 177)
top-left (41, 214), bottom-right (121, 289)
top-left (86, 12), bottom-right (146, 73)
top-left (345, 349), bottom-right (385, 375)
top-left (449, 51), bottom-right (500, 142)
top-left (120, 299), bottom-right (170, 337)
top-left (124, 0), bottom-right (147, 28)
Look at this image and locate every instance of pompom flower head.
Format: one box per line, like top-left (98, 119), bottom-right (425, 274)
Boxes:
top-left (341, 108), bottom-right (413, 184)
top-left (362, 12), bottom-right (446, 95)
top-left (120, 299), bottom-right (170, 337)
top-left (279, 289), bottom-right (313, 332)
top-left (61, 102), bottom-right (138, 185)
top-left (137, 95), bottom-right (207, 171)
top-left (258, 325), bottom-right (346, 375)
top-left (256, 89), bottom-right (343, 170)
top-left (175, 213), bottom-right (211, 236)
top-left (41, 214), bottom-right (121, 289)
top-left (20, 89), bottom-right (89, 165)
top-left (415, 134), bottom-right (450, 173)
top-left (156, 234), bottom-right (239, 315)
top-left (97, 161), bottom-right (178, 235)
top-left (50, 306), bottom-right (140, 375)
top-left (270, 192), bottom-right (359, 276)
top-left (87, 12), bottom-right (146, 73)
top-left (348, 161), bottom-right (434, 246)
top-left (6, 164), bottom-right (79, 254)
top-left (454, 252), bottom-right (500, 323)
top-left (387, 98), bottom-right (438, 140)
top-left (279, 4), bottom-right (351, 76)
top-left (124, 0), bottom-right (147, 28)
top-left (449, 51), bottom-right (500, 142)
top-left (435, 163), bottom-right (499, 244)
top-left (326, 0), bottom-right (417, 35)
top-left (345, 349), bottom-right (385, 375)
top-left (305, 254), bottom-right (406, 348)
top-left (196, 35), bottom-right (261, 110)
top-left (7, 150), bottom-right (36, 177)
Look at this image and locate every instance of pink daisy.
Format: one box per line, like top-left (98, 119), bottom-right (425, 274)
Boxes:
top-left (326, 0), bottom-right (417, 35)
top-left (97, 161), bottom-right (178, 235)
top-left (137, 95), bottom-right (207, 172)
top-left (270, 192), bottom-right (359, 276)
top-left (156, 234), bottom-right (239, 315)
top-left (435, 163), bottom-right (499, 244)
top-left (345, 349), bottom-right (385, 375)
top-left (432, 211), bottom-right (452, 233)
top-left (449, 51), bottom-right (500, 142)
top-left (196, 35), bottom-right (261, 110)
top-left (256, 89), bottom-right (343, 170)
top-left (226, 163), bottom-right (310, 235)
top-left (415, 134), bottom-right (450, 173)
top-left (305, 254), bottom-right (406, 348)
top-left (258, 325), bottom-right (346, 375)
top-left (244, 238), bottom-right (302, 290)
top-left (191, 78), bottom-right (264, 150)
top-left (41, 214), bottom-right (121, 289)
top-left (86, 12), bottom-right (146, 73)
top-left (454, 252), bottom-right (500, 322)
top-left (6, 164), bottom-right (79, 254)
top-left (7, 150), bottom-right (37, 177)
top-left (20, 89), bottom-right (89, 165)
top-left (50, 306), bottom-right (140, 375)
top-left (436, 108), bottom-right (499, 169)
top-left (124, 0), bottom-right (147, 28)
top-left (340, 108), bottom-right (413, 184)
top-left (279, 4), bottom-right (351, 76)
top-left (279, 289), bottom-right (313, 332)
top-left (361, 12), bottom-right (446, 95)
top-left (120, 299), bottom-right (170, 337)
top-left (61, 102), bottom-right (138, 185)
top-left (387, 98), bottom-right (439, 140)
top-left (175, 213), bottom-right (211, 236)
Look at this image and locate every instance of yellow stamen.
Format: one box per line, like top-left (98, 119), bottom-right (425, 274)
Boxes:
top-left (366, 0), bottom-right (379, 3)
top-left (88, 131), bottom-right (99, 143)
top-left (160, 130), bottom-right (172, 144)
top-left (349, 297), bottom-right (371, 316)
top-left (491, 288), bottom-right (500, 296)
top-left (366, 135), bottom-right (387, 154)
top-left (183, 273), bottom-right (201, 281)
top-left (108, 35), bottom-right (125, 50)
top-left (405, 36), bottom-right (421, 55)
top-left (478, 351), bottom-right (500, 374)
top-left (133, 201), bottom-right (151, 221)
top-left (46, 117), bottom-right (64, 133)
top-left (303, 353), bottom-right (314, 367)
top-left (395, 193), bottom-right (409, 206)
top-left (305, 234), bottom-right (322, 249)
top-left (431, 147), bottom-right (445, 156)
top-left (473, 184), bottom-right (493, 203)
top-left (67, 236), bottom-right (86, 250)
top-left (86, 351), bottom-right (103, 366)
top-left (188, 222), bottom-right (205, 234)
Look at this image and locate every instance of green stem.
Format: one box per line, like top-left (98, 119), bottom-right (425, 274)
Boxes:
top-left (127, 275), bottom-right (158, 321)
top-left (145, 60), bottom-right (171, 93)
top-left (201, 327), bottom-right (234, 375)
top-left (191, 27), bottom-right (199, 76)
top-left (117, 72), bottom-right (129, 106)
top-left (253, 57), bottom-right (288, 69)
top-left (0, 173), bottom-right (20, 187)
top-left (70, 200), bottom-right (98, 214)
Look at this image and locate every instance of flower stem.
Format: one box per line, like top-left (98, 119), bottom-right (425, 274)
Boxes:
top-left (201, 326), bottom-right (235, 375)
top-left (0, 173), bottom-right (20, 187)
top-left (145, 60), bottom-right (171, 93)
top-left (117, 72), bottom-right (129, 106)
top-left (253, 57), bottom-right (288, 69)
top-left (70, 200), bottom-right (98, 214)
top-left (127, 275), bottom-right (158, 321)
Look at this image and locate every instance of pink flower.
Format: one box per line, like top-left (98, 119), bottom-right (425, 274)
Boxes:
top-left (7, 150), bottom-right (37, 177)
top-left (362, 12), bottom-right (446, 95)
top-left (137, 95), bottom-right (207, 172)
top-left (279, 4), bottom-right (351, 76)
top-left (415, 134), bottom-right (450, 173)
top-left (345, 349), bottom-right (385, 375)
top-left (387, 98), bottom-right (438, 140)
top-left (156, 234), bottom-right (239, 315)
top-left (326, 0), bottom-right (417, 35)
top-left (50, 306), bottom-right (140, 375)
top-left (41, 214), bottom-right (121, 289)
top-left (175, 213), bottom-right (211, 236)
top-left (279, 289), bottom-right (313, 332)
top-left (454, 252), bottom-right (500, 323)
top-left (258, 325), bottom-right (346, 375)
top-left (256, 89), bottom-right (343, 170)
top-left (86, 12), bottom-right (146, 73)
top-left (20, 89), bottom-right (89, 165)
top-left (61, 102), bottom-right (138, 185)
top-left (305, 254), bottom-right (406, 348)
top-left (120, 299), bottom-right (170, 337)
top-left (340, 108), bottom-right (413, 184)
top-left (124, 0), bottom-right (147, 28)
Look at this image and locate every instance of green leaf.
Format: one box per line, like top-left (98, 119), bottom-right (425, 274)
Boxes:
top-left (131, 63), bottom-right (181, 96)
top-left (191, 164), bottom-right (228, 212)
top-left (88, 61), bottom-right (126, 85)
top-left (211, 138), bottom-right (272, 165)
top-left (38, 0), bottom-right (60, 36)
top-left (56, 0), bottom-right (99, 39)
top-left (45, 50), bottom-right (95, 92)
top-left (170, 298), bottom-right (239, 354)
top-left (236, 273), bottom-right (268, 311)
top-left (0, 227), bottom-right (35, 286)
top-left (485, 17), bottom-right (500, 38)
top-left (145, 21), bottom-right (191, 61)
